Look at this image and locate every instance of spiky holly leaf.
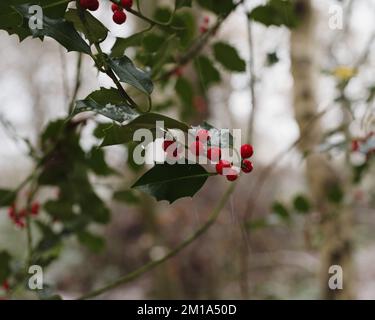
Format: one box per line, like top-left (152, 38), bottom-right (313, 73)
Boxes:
top-left (213, 42), bottom-right (246, 72)
top-left (194, 55), bottom-right (221, 87)
top-left (0, 1), bottom-right (69, 40)
top-left (175, 0), bottom-right (192, 9)
top-left (0, 189), bottom-right (16, 207)
top-left (14, 4), bottom-right (91, 54)
top-left (132, 164), bottom-right (211, 203)
top-left (74, 87), bottom-right (139, 123)
top-left (101, 113), bottom-right (189, 147)
top-left (65, 8), bottom-right (108, 44)
top-left (107, 56), bottom-right (154, 95)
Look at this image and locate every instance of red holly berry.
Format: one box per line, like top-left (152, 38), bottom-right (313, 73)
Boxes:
top-left (207, 147), bottom-right (221, 162)
top-left (121, 0), bottom-right (133, 10)
top-left (240, 144), bottom-right (254, 159)
top-left (162, 140), bottom-right (174, 152)
top-left (113, 10), bottom-right (127, 24)
top-left (80, 0), bottom-right (98, 11)
top-left (111, 3), bottom-right (120, 12)
top-left (226, 168), bottom-right (239, 182)
top-left (215, 160), bottom-right (231, 175)
top-left (8, 205), bottom-right (16, 219)
top-left (242, 159), bottom-right (253, 173)
top-left (173, 67), bottom-right (183, 77)
top-left (15, 218), bottom-right (25, 229)
top-left (87, 0), bottom-right (99, 11)
top-left (79, 0), bottom-right (90, 9)
top-left (193, 96), bottom-right (207, 113)
top-left (163, 140), bottom-right (182, 159)
top-left (189, 141), bottom-right (204, 156)
top-left (196, 129), bottom-right (210, 142)
top-left (351, 140), bottom-right (359, 152)
top-left (199, 26), bottom-right (208, 34)
top-left (30, 202), bottom-right (40, 216)
top-left (166, 146), bottom-right (181, 159)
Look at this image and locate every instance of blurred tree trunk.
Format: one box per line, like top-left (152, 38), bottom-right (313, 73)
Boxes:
top-left (290, 0), bottom-right (355, 299)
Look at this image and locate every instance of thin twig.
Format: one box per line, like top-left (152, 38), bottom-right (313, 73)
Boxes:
top-left (77, 183), bottom-right (237, 300)
top-left (68, 53), bottom-right (83, 114)
top-left (158, 0), bottom-right (245, 81)
top-left (246, 18), bottom-right (256, 143)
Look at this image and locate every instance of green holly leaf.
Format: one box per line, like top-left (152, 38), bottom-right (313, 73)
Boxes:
top-left (65, 8), bottom-right (108, 44)
top-left (74, 87), bottom-right (139, 123)
top-left (175, 0), bottom-right (192, 9)
top-left (0, 189), bottom-right (16, 208)
top-left (101, 113), bottom-right (189, 147)
top-left (195, 55), bottom-right (221, 88)
top-left (44, 200), bottom-right (74, 222)
top-left (14, 4), bottom-right (91, 54)
top-left (0, 1), bottom-right (69, 40)
top-left (249, 0), bottom-right (298, 28)
top-left (142, 33), bottom-right (166, 52)
top-left (172, 11), bottom-right (196, 48)
top-left (107, 56), bottom-right (154, 95)
top-left (132, 164), bottom-right (211, 203)
top-left (77, 231), bottom-right (105, 253)
top-left (267, 52), bottom-right (279, 66)
top-left (86, 147), bottom-right (116, 176)
top-left (196, 0), bottom-right (235, 15)
top-left (246, 218), bottom-right (269, 230)
top-left (327, 184), bottom-right (344, 204)
top-left (111, 31), bottom-right (147, 57)
top-left (293, 194), bottom-right (311, 214)
top-left (0, 251), bottom-right (12, 283)
top-left (176, 77), bottom-right (194, 107)
top-left (153, 7), bottom-right (173, 24)
top-left (272, 201), bottom-right (290, 220)
top-left (213, 42), bottom-right (246, 72)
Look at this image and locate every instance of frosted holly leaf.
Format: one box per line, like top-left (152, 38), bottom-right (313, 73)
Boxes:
top-left (74, 87), bottom-right (139, 123)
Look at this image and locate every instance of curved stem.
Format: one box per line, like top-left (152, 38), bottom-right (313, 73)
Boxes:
top-left (77, 182), bottom-right (237, 300)
top-left (68, 53), bottom-right (82, 114)
top-left (246, 18), bottom-right (256, 143)
top-left (76, 4), bottom-right (140, 110)
top-left (25, 178), bottom-right (39, 268)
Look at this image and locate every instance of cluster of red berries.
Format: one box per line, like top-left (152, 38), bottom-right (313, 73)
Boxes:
top-left (111, 0), bottom-right (133, 24)
top-left (162, 129), bottom-right (254, 182)
top-left (214, 143), bottom-right (254, 181)
top-left (79, 0), bottom-right (133, 25)
top-left (199, 16), bottom-right (210, 34)
top-left (7, 202), bottom-right (40, 228)
top-left (79, 0), bottom-right (99, 11)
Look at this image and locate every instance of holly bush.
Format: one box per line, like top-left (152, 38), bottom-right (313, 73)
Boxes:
top-left (0, 0), bottom-right (260, 299)
top-left (0, 0), bottom-right (374, 300)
